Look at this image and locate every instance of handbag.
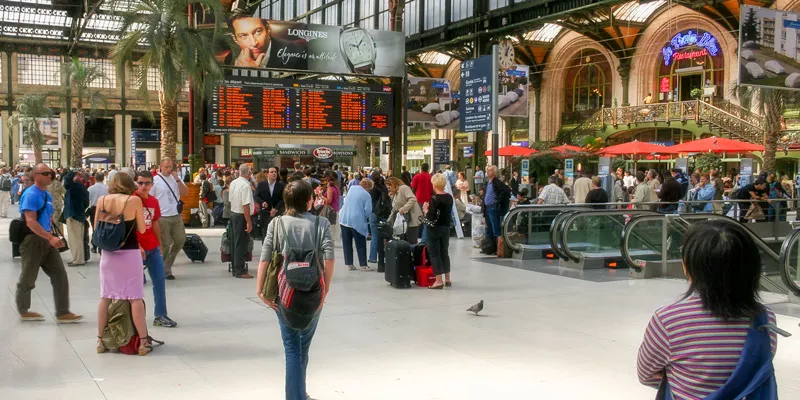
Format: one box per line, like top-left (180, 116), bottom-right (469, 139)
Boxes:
top-left (745, 203), bottom-right (765, 220)
top-left (392, 213), bottom-right (407, 235)
top-left (51, 222), bottom-right (70, 253)
top-left (158, 174), bottom-right (184, 214)
top-left (262, 217), bottom-right (283, 302)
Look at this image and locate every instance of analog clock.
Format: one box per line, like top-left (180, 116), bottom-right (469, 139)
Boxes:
top-left (339, 27), bottom-right (377, 74)
top-left (498, 40), bottom-right (515, 69)
top-left (373, 97), bottom-right (387, 110)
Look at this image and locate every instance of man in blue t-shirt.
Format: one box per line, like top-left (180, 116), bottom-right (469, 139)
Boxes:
top-left (16, 163), bottom-right (83, 323)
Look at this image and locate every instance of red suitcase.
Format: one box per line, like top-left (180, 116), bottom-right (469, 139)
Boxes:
top-left (415, 266), bottom-right (436, 287)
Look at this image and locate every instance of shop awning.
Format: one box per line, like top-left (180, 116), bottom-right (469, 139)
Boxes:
top-left (666, 136), bottom-right (764, 153)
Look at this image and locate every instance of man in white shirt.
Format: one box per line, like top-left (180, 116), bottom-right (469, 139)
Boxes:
top-left (150, 157), bottom-right (189, 280)
top-left (572, 173), bottom-right (594, 204)
top-left (228, 164), bottom-right (254, 279)
top-left (87, 172), bottom-right (109, 253)
top-left (106, 164), bottom-right (118, 183)
top-left (473, 165), bottom-right (485, 193)
top-left (623, 170), bottom-right (636, 189)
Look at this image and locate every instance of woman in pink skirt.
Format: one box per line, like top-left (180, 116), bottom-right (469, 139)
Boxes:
top-left (94, 172), bottom-right (150, 355)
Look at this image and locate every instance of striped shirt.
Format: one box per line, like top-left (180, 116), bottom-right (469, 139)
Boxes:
top-left (637, 293), bottom-right (777, 400)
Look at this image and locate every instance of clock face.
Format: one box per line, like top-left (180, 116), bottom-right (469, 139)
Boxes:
top-left (373, 97), bottom-right (387, 110)
top-left (499, 41), bottom-right (515, 69)
top-left (342, 29), bottom-right (375, 66)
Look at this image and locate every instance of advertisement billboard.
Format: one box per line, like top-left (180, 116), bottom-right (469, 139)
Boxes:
top-left (739, 5), bottom-right (800, 90)
top-left (218, 13), bottom-right (405, 77)
top-left (499, 65), bottom-right (529, 117)
top-left (19, 118), bottom-right (61, 149)
top-left (406, 77), bottom-right (456, 128)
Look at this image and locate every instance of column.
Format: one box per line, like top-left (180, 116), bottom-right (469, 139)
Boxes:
top-left (59, 113), bottom-right (68, 167)
top-left (618, 59), bottom-right (632, 107)
top-left (114, 114), bottom-right (123, 166)
top-left (1, 110), bottom-right (8, 166)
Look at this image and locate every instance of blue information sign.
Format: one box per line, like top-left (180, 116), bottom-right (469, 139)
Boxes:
top-left (135, 151), bottom-right (146, 166)
top-left (459, 55), bottom-right (494, 132)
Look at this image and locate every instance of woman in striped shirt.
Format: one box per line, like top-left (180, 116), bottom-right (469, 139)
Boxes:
top-left (637, 220), bottom-right (778, 400)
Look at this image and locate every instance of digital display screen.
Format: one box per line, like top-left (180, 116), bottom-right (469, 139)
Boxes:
top-left (208, 76), bottom-right (394, 136)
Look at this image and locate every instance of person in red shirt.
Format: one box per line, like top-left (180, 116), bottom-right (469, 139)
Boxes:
top-left (411, 163), bottom-right (434, 243)
top-left (135, 171), bottom-right (177, 328)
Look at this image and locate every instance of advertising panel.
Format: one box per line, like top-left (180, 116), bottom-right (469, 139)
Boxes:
top-left (19, 118), bottom-right (61, 149)
top-left (219, 14), bottom-right (405, 77)
top-left (739, 5), bottom-right (800, 90)
top-left (406, 77), bottom-right (456, 128)
top-left (499, 65), bottom-right (529, 117)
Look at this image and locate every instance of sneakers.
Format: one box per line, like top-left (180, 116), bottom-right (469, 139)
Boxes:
top-left (359, 266), bottom-right (375, 272)
top-left (20, 312), bottom-right (45, 322)
top-left (153, 316), bottom-right (178, 328)
top-left (165, 275), bottom-right (176, 280)
top-left (347, 265), bottom-right (357, 271)
top-left (235, 273), bottom-right (254, 279)
top-left (56, 313), bottom-right (84, 324)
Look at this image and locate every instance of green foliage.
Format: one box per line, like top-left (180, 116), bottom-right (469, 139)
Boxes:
top-left (62, 57), bottom-right (108, 115)
top-left (611, 157), bottom-right (627, 172)
top-left (528, 153), bottom-right (562, 185)
top-left (8, 94), bottom-right (53, 163)
top-left (693, 153), bottom-right (723, 173)
top-left (742, 7), bottom-right (760, 43)
top-left (690, 88), bottom-right (702, 99)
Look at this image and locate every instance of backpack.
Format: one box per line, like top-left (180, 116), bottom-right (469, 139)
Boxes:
top-left (0, 175), bottom-right (11, 191)
top-left (9, 191), bottom-right (50, 244)
top-left (92, 196), bottom-right (136, 251)
top-left (374, 190), bottom-right (392, 219)
top-left (203, 180), bottom-right (217, 203)
top-left (277, 216), bottom-right (324, 330)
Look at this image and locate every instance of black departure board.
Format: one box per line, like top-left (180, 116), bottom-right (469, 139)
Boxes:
top-left (208, 76), bottom-right (394, 136)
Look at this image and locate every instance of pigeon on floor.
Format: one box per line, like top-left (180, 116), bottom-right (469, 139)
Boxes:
top-left (467, 300), bottom-right (484, 316)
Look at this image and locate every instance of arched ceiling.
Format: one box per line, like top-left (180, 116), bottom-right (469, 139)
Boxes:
top-left (407, 0), bottom-right (775, 82)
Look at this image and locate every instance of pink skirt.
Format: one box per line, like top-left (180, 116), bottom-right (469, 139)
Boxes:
top-left (99, 249), bottom-right (144, 300)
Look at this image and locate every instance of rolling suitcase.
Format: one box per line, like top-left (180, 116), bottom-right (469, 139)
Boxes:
top-left (384, 239), bottom-right (412, 288)
top-left (183, 233), bottom-right (208, 262)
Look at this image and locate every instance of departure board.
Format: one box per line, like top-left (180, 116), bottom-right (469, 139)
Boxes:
top-left (209, 76), bottom-right (394, 136)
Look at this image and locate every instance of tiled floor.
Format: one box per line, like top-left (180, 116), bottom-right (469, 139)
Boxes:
top-left (1, 206), bottom-right (799, 399)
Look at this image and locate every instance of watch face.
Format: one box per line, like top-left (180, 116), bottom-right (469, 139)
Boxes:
top-left (341, 28), bottom-right (375, 67)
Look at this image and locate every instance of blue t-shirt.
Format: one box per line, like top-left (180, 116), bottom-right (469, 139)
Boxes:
top-left (485, 180), bottom-right (497, 206)
top-left (19, 185), bottom-right (53, 232)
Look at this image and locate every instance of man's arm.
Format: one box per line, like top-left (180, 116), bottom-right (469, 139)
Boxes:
top-left (153, 218), bottom-right (163, 247)
top-left (243, 204), bottom-right (253, 232)
top-left (25, 211), bottom-right (63, 248)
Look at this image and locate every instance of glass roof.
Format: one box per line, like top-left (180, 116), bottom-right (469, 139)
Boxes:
top-left (418, 51), bottom-right (451, 65)
top-left (523, 23), bottom-right (562, 43)
top-left (614, 0), bottom-right (665, 23)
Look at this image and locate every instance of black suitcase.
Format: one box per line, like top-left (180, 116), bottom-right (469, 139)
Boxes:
top-left (480, 236), bottom-right (497, 255)
top-left (183, 233), bottom-right (208, 262)
top-left (385, 239), bottom-right (412, 288)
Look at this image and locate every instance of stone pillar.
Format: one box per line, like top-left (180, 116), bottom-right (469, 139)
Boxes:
top-left (1, 110), bottom-right (8, 166)
top-left (531, 73), bottom-right (542, 143)
top-left (114, 114), bottom-right (124, 166)
top-left (618, 59), bottom-right (632, 107)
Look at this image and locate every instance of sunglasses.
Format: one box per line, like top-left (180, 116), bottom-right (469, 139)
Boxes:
top-left (36, 171), bottom-right (56, 178)
top-left (137, 181), bottom-right (154, 186)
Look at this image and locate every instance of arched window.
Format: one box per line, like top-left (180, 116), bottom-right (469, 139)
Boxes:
top-left (572, 64), bottom-right (606, 112)
top-left (562, 49), bottom-right (613, 124)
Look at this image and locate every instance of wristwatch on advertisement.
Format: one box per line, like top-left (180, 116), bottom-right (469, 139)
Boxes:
top-left (339, 27), bottom-right (377, 74)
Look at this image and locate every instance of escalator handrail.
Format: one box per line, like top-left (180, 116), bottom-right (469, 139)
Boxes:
top-left (559, 209), bottom-right (661, 263)
top-left (549, 211), bottom-right (583, 261)
top-left (501, 205), bottom-right (594, 253)
top-left (778, 228), bottom-right (800, 297)
top-left (619, 214), bottom-right (685, 271)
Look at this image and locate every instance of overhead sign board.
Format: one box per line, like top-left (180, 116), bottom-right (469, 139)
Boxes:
top-left (219, 16), bottom-right (405, 77)
top-left (499, 65), bottom-right (529, 117)
top-left (739, 6), bottom-right (800, 90)
top-left (406, 77), bottom-right (455, 128)
top-left (459, 55), bottom-right (494, 132)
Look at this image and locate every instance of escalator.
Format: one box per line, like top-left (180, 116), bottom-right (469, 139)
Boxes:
top-left (620, 214), bottom-right (800, 298)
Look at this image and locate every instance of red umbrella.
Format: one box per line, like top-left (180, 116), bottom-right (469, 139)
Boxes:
top-left (550, 144), bottom-right (584, 154)
top-left (484, 145), bottom-right (536, 157)
top-left (666, 136), bottom-right (764, 153)
top-left (597, 140), bottom-right (672, 156)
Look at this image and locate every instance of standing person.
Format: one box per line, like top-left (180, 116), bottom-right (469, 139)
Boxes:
top-left (254, 166), bottom-right (285, 237)
top-left (339, 179), bottom-right (373, 271)
top-left (0, 168), bottom-right (12, 217)
top-left (657, 177), bottom-right (683, 214)
top-left (134, 172), bottom-right (177, 328)
top-left (323, 170), bottom-right (341, 241)
top-left (368, 171), bottom-right (389, 264)
top-left (385, 177), bottom-right (422, 245)
top-left (647, 169), bottom-right (661, 202)
top-left (48, 173), bottom-right (67, 238)
top-left (671, 168), bottom-right (690, 200)
top-left (689, 173), bottom-right (716, 213)
top-left (536, 176), bottom-right (570, 205)
top-left (106, 164), bottom-right (118, 183)
top-left (11, 171), bottom-right (21, 204)
top-left (632, 171), bottom-right (652, 210)
top-left (584, 176), bottom-right (609, 208)
top-left (400, 165), bottom-right (412, 186)
top-left (222, 175), bottom-right (234, 223)
top-left (150, 157), bottom-right (189, 280)
top-left (483, 165), bottom-right (511, 249)
top-left (572, 172), bottom-right (593, 205)
top-left (411, 163), bottom-right (433, 242)
top-left (228, 164), bottom-right (255, 279)
top-left (443, 164), bottom-right (457, 194)
top-left (197, 173), bottom-right (212, 228)
top-left (256, 180), bottom-right (334, 400)
top-left (94, 172), bottom-right (153, 355)
top-left (642, 92), bottom-right (653, 104)
top-left (423, 174), bottom-right (454, 289)
top-left (87, 172), bottom-right (109, 253)
top-left (456, 172), bottom-right (470, 204)
top-left (509, 170), bottom-right (521, 197)
top-left (623, 170), bottom-right (636, 189)
top-left (64, 170), bottom-right (89, 266)
top-left (16, 163), bottom-right (83, 323)
top-left (637, 221), bottom-right (779, 398)
top-left (473, 164), bottom-right (485, 193)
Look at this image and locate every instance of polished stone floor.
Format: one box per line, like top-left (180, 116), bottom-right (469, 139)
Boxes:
top-left (1, 206), bottom-right (799, 400)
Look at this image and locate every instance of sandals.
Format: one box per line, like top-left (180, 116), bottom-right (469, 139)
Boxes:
top-left (445, 282), bottom-right (452, 287)
top-left (97, 336), bottom-right (106, 354)
top-left (428, 283), bottom-right (445, 290)
top-left (138, 335), bottom-right (165, 356)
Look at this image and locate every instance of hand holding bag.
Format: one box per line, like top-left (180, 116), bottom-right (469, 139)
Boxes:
top-left (261, 217), bottom-right (283, 302)
top-left (392, 213), bottom-right (407, 235)
top-left (745, 203), bottom-right (765, 220)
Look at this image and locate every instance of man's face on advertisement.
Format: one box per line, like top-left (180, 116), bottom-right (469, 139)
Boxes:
top-left (232, 17), bottom-right (270, 56)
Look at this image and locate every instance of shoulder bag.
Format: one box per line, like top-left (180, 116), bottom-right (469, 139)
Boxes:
top-left (262, 217), bottom-right (284, 302)
top-left (158, 174), bottom-right (184, 214)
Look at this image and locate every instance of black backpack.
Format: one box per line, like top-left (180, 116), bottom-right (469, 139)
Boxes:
top-left (92, 196), bottom-right (136, 251)
top-left (277, 216), bottom-right (324, 330)
top-left (374, 190), bottom-right (392, 219)
top-left (0, 175), bottom-right (11, 191)
top-left (203, 180), bottom-right (217, 203)
top-left (9, 191), bottom-right (49, 244)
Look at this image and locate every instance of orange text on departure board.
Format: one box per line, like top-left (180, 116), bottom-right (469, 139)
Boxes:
top-left (371, 114), bottom-right (388, 129)
top-left (340, 92), bottom-right (366, 131)
top-left (219, 87), bottom-right (254, 128)
top-left (262, 88), bottom-right (291, 130)
top-left (301, 90), bottom-right (333, 130)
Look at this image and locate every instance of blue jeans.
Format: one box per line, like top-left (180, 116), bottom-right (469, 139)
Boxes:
top-left (368, 214), bottom-right (381, 261)
top-left (143, 248), bottom-right (168, 317)
top-left (277, 311), bottom-right (320, 400)
top-left (485, 205), bottom-right (501, 242)
top-left (340, 225), bottom-right (367, 267)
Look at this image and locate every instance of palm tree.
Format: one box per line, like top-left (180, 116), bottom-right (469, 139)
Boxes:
top-left (111, 0), bottom-right (228, 161)
top-left (7, 94), bottom-right (54, 165)
top-left (731, 84), bottom-right (798, 173)
top-left (62, 57), bottom-right (108, 168)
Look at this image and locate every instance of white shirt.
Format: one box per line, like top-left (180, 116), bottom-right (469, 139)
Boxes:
top-left (623, 175), bottom-right (636, 188)
top-left (229, 176), bottom-right (254, 215)
top-left (87, 182), bottom-right (108, 207)
top-left (474, 170), bottom-right (485, 184)
top-left (151, 173), bottom-right (181, 217)
top-left (107, 169), bottom-right (118, 182)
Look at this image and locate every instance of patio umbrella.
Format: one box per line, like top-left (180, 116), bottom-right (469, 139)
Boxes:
top-left (666, 136), bottom-right (764, 154)
top-left (550, 144), bottom-right (585, 154)
top-left (484, 145), bottom-right (536, 157)
top-left (596, 140), bottom-right (672, 156)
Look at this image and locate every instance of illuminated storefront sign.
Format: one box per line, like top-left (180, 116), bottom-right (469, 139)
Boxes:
top-left (660, 77), bottom-right (671, 93)
top-left (661, 30), bottom-right (719, 66)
